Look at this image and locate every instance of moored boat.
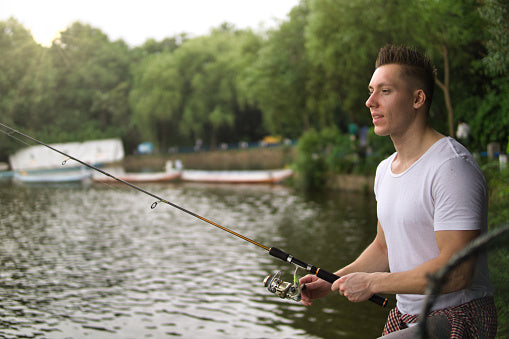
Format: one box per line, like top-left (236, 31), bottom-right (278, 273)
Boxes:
top-left (180, 168), bottom-right (292, 184)
top-left (13, 169), bottom-right (93, 184)
top-left (93, 170), bottom-right (181, 183)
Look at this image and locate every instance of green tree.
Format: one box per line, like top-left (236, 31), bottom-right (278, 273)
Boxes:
top-left (180, 31), bottom-right (237, 149)
top-left (417, 0), bottom-right (485, 137)
top-left (130, 25), bottom-right (266, 150)
top-left (130, 35), bottom-right (188, 63)
top-left (0, 18), bottom-right (43, 159)
top-left (244, 2), bottom-right (311, 139)
top-left (305, 0), bottom-right (418, 129)
top-left (479, 0), bottom-right (509, 76)
top-left (49, 22), bottom-right (131, 140)
top-left (466, 0), bottom-right (509, 152)
top-left (130, 52), bottom-right (185, 150)
top-left (183, 26), bottom-right (264, 148)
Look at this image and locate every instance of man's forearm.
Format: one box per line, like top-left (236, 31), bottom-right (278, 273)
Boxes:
top-left (367, 230), bottom-right (479, 295)
top-left (370, 250), bottom-right (476, 295)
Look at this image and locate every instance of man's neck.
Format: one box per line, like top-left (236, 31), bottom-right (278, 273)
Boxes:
top-left (390, 126), bottom-right (444, 174)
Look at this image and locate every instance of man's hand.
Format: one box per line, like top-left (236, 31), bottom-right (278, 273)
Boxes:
top-left (299, 274), bottom-right (332, 306)
top-left (332, 272), bottom-right (378, 303)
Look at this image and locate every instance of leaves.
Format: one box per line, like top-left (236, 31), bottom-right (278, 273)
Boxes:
top-left (1, 1), bottom-right (507, 160)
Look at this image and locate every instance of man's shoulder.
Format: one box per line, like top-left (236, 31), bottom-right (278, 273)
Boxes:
top-left (428, 137), bottom-right (475, 163)
top-left (430, 137), bottom-right (485, 184)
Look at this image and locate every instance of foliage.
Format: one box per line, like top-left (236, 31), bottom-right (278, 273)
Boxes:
top-left (293, 126), bottom-right (395, 191)
top-left (478, 0), bottom-right (509, 76)
top-left (305, 0), bottom-right (417, 125)
top-left (130, 52), bottom-right (185, 150)
top-left (483, 163), bottom-right (509, 338)
top-left (243, 1), bottom-right (312, 139)
top-left (293, 128), bottom-right (328, 191)
top-left (0, 0), bottom-right (508, 164)
top-left (417, 0), bottom-right (486, 137)
top-left (130, 27), bottom-right (265, 151)
top-left (463, 79), bottom-right (509, 152)
top-left (0, 6), bottom-right (508, 335)
top-left (46, 22), bottom-right (131, 139)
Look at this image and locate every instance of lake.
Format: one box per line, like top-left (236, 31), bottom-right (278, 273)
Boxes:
top-left (0, 180), bottom-right (391, 338)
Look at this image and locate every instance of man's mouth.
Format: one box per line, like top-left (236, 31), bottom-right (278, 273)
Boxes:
top-left (372, 114), bottom-right (384, 124)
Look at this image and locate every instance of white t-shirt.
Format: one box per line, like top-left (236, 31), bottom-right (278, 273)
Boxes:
top-left (374, 137), bottom-right (493, 315)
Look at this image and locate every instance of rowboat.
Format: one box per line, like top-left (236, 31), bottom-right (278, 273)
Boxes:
top-left (180, 168), bottom-right (293, 184)
top-left (13, 169), bottom-right (93, 184)
top-left (93, 170), bottom-right (181, 183)
top-left (0, 170), bottom-right (13, 180)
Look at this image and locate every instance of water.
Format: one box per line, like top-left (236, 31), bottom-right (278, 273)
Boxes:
top-left (0, 180), bottom-right (391, 338)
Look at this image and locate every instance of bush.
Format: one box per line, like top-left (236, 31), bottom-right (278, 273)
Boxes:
top-left (483, 163), bottom-right (509, 338)
top-left (293, 126), bottom-right (395, 190)
top-left (293, 128), bottom-right (328, 191)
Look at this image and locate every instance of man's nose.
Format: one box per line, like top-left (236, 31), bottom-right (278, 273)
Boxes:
top-left (366, 93), bottom-right (375, 108)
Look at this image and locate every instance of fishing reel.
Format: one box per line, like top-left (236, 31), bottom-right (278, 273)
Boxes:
top-left (263, 267), bottom-right (303, 302)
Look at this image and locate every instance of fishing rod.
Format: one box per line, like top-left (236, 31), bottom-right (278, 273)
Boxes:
top-left (0, 122), bottom-right (388, 308)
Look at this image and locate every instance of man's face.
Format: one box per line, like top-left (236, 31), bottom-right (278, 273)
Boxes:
top-left (365, 64), bottom-right (418, 137)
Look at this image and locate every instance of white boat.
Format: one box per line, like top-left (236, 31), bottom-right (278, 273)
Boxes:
top-left (180, 168), bottom-right (293, 184)
top-left (93, 170), bottom-right (181, 183)
top-left (9, 139), bottom-right (124, 171)
top-left (93, 162), bottom-right (181, 183)
top-left (13, 169), bottom-right (93, 184)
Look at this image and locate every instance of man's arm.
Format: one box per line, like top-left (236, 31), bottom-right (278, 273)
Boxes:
top-left (333, 229), bottom-right (479, 302)
top-left (300, 221), bottom-right (389, 306)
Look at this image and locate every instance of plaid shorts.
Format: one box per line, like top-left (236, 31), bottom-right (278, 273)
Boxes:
top-left (382, 296), bottom-right (497, 338)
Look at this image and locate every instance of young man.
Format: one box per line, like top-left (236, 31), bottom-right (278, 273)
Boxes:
top-left (300, 45), bottom-right (497, 337)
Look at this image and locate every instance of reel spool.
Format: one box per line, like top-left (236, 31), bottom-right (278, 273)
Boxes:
top-left (263, 271), bottom-right (302, 302)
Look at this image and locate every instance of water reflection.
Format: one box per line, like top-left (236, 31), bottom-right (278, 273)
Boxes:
top-left (0, 181), bottom-right (390, 338)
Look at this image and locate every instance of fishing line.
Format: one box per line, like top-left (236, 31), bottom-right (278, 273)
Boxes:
top-left (0, 122), bottom-right (388, 308)
top-left (0, 123), bottom-right (268, 248)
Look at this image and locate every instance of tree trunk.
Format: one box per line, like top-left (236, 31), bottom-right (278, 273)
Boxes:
top-left (435, 43), bottom-right (455, 137)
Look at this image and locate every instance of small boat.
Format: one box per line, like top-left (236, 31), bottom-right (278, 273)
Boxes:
top-left (93, 161), bottom-right (181, 183)
top-left (0, 171), bottom-right (13, 180)
top-left (13, 169), bottom-right (93, 184)
top-left (180, 168), bottom-right (293, 184)
top-left (93, 170), bottom-right (181, 183)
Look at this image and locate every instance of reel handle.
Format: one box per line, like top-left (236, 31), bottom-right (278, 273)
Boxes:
top-left (269, 247), bottom-right (388, 308)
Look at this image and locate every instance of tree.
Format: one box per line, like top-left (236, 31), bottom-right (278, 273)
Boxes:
top-left (462, 0), bottom-right (509, 152)
top-left (130, 52), bottom-right (186, 150)
top-left (130, 25), bottom-right (266, 151)
top-left (0, 18), bottom-right (43, 159)
top-left (479, 0), bottom-right (509, 76)
top-left (244, 1), bottom-right (311, 139)
top-left (49, 22), bottom-right (131, 140)
top-left (417, 0), bottom-right (485, 137)
top-left (181, 27), bottom-right (266, 148)
top-left (305, 0), bottom-right (418, 129)
top-left (179, 32), bottom-right (237, 149)
top-left (0, 18), bottom-right (40, 124)
top-left (130, 34), bottom-right (187, 63)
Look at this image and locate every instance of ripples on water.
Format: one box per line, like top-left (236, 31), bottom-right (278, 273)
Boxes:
top-left (0, 181), bottom-right (389, 338)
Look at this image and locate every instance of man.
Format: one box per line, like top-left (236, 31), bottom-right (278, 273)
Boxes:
top-left (300, 45), bottom-right (497, 338)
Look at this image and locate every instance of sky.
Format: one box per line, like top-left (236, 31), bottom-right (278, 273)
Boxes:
top-left (0, 0), bottom-right (300, 47)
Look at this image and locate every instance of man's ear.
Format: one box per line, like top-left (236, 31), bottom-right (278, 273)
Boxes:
top-left (413, 89), bottom-right (426, 109)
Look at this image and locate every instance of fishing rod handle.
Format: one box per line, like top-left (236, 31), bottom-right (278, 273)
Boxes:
top-left (269, 247), bottom-right (388, 308)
